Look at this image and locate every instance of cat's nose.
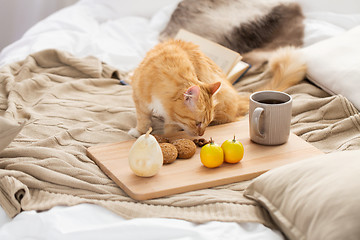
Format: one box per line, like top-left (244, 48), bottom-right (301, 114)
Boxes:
top-left (198, 128), bottom-right (205, 136)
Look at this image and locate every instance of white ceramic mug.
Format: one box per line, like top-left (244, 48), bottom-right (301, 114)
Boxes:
top-left (249, 91), bottom-right (292, 145)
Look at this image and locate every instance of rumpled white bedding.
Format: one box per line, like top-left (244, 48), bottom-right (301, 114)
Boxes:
top-left (0, 204), bottom-right (283, 240)
top-left (0, 0), bottom-right (359, 239)
top-left (0, 0), bottom-right (181, 70)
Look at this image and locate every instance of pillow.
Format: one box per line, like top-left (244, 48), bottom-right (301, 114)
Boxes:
top-left (0, 117), bottom-right (24, 152)
top-left (301, 25), bottom-right (360, 110)
top-left (244, 150), bottom-right (360, 240)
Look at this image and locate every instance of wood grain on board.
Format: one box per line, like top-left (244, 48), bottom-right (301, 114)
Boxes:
top-left (87, 119), bottom-right (324, 200)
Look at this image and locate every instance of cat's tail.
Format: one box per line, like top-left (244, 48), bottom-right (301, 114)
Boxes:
top-left (262, 46), bottom-right (307, 91)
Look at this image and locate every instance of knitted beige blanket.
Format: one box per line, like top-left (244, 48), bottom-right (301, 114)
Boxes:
top-left (0, 49), bottom-right (359, 227)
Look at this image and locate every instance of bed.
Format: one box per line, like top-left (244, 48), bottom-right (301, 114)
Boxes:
top-left (1, 0), bottom-right (360, 239)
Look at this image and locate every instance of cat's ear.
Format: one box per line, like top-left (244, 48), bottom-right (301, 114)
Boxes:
top-left (208, 82), bottom-right (221, 96)
top-left (184, 85), bottom-right (200, 109)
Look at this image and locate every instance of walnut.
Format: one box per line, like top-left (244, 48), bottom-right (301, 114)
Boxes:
top-left (159, 143), bottom-right (178, 164)
top-left (171, 139), bottom-right (196, 159)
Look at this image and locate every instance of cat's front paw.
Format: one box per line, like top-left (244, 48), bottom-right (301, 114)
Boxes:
top-left (128, 128), bottom-right (142, 138)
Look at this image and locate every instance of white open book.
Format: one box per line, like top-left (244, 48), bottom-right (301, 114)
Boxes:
top-left (175, 29), bottom-right (251, 84)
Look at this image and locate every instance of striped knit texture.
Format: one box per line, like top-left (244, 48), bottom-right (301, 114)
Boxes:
top-left (0, 49), bottom-right (274, 227)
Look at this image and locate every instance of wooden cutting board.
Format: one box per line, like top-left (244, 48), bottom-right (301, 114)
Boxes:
top-left (87, 119), bottom-right (324, 200)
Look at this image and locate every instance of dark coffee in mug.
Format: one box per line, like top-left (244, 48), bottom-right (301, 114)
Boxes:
top-left (258, 99), bottom-right (285, 104)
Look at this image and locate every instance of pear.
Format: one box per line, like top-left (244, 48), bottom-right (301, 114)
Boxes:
top-left (128, 127), bottom-right (163, 177)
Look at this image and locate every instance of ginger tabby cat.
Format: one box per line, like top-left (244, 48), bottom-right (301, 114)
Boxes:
top-left (128, 39), bottom-right (305, 138)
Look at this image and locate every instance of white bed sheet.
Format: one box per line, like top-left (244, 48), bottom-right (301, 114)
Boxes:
top-left (0, 204), bottom-right (283, 240)
top-left (0, 0), bottom-right (359, 239)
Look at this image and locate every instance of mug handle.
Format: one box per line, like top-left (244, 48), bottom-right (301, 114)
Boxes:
top-left (252, 107), bottom-right (264, 138)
